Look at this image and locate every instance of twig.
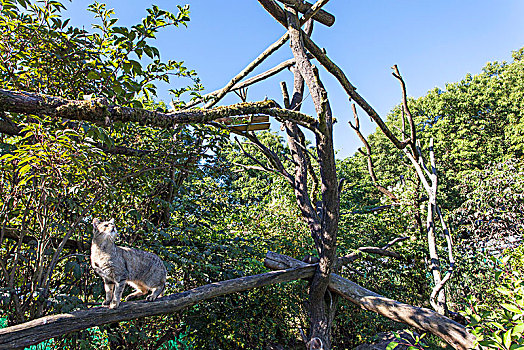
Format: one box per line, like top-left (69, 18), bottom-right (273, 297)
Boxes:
top-left (203, 32), bottom-right (290, 108)
top-left (234, 137), bottom-right (276, 174)
top-left (337, 236), bottom-right (407, 267)
top-left (392, 65), bottom-right (417, 156)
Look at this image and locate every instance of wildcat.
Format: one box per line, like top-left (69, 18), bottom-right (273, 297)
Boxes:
top-left (90, 218), bottom-right (167, 309)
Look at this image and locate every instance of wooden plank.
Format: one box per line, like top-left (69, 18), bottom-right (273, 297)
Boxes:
top-left (216, 115), bottom-right (269, 125)
top-left (230, 123), bottom-right (270, 132)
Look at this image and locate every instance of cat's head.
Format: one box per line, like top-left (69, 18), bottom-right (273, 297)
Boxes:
top-left (92, 218), bottom-right (118, 241)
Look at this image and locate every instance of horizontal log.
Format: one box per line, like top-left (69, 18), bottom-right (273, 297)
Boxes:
top-left (277, 0), bottom-right (335, 26)
top-left (264, 252), bottom-right (475, 350)
top-left (0, 264), bottom-right (316, 349)
top-left (0, 89), bottom-right (317, 130)
top-left (1, 227), bottom-right (89, 251)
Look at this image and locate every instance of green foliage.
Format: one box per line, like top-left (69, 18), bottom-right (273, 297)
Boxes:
top-left (462, 250), bottom-right (524, 350)
top-left (389, 330), bottom-right (428, 350)
top-left (452, 159), bottom-right (524, 242)
top-left (2, 0), bottom-right (524, 348)
top-left (0, 0), bottom-right (199, 105)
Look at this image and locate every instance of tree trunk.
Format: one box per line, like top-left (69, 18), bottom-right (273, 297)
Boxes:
top-left (284, 5), bottom-right (339, 348)
top-left (264, 252), bottom-right (476, 350)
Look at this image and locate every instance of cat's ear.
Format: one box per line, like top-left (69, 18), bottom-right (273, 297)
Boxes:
top-left (109, 218), bottom-right (115, 225)
top-left (92, 218), bottom-right (100, 229)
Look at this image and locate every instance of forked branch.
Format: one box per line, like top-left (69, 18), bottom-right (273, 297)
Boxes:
top-left (349, 104), bottom-right (399, 202)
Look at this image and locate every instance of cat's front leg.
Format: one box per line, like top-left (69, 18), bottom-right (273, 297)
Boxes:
top-left (109, 279), bottom-right (126, 309)
top-left (102, 278), bottom-right (115, 307)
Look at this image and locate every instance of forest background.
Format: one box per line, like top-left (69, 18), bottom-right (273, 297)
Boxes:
top-left (1, 0), bottom-right (524, 349)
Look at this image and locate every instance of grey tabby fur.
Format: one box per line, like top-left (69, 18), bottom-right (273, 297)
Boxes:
top-left (91, 218), bottom-right (167, 309)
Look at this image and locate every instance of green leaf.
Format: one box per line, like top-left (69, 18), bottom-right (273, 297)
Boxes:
top-left (504, 330), bottom-right (512, 349)
top-left (385, 341), bottom-right (398, 350)
top-left (502, 304), bottom-right (522, 314)
top-left (18, 163), bottom-right (31, 176)
top-left (87, 71), bottom-right (99, 80)
top-left (513, 322), bottom-right (524, 335)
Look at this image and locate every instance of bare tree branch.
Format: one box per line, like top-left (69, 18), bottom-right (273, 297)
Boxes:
top-left (234, 137), bottom-right (277, 174)
top-left (392, 65), bottom-right (417, 156)
top-left (337, 236), bottom-right (407, 267)
top-left (298, 0), bottom-right (332, 26)
top-left (202, 32), bottom-right (291, 108)
top-left (349, 104), bottom-right (399, 202)
top-left (257, 0), bottom-right (411, 150)
top-left (186, 58), bottom-right (299, 109)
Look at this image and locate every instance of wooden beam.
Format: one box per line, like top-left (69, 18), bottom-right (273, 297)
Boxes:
top-left (0, 264), bottom-right (316, 349)
top-left (216, 115), bottom-right (270, 125)
top-left (277, 0), bottom-right (335, 26)
top-left (230, 123), bottom-right (270, 132)
top-left (264, 252), bottom-right (476, 350)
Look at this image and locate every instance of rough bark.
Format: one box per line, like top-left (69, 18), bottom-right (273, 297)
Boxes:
top-left (0, 265), bottom-right (316, 349)
top-left (264, 252), bottom-right (476, 350)
top-left (285, 5), bottom-right (339, 348)
top-left (0, 89), bottom-right (317, 130)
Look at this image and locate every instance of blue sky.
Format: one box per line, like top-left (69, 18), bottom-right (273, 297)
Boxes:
top-left (65, 1), bottom-right (524, 159)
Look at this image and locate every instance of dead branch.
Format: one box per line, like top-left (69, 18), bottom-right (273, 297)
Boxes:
top-left (349, 104), bottom-right (399, 202)
top-left (186, 58), bottom-right (299, 109)
top-left (0, 264), bottom-right (317, 349)
top-left (246, 132), bottom-right (294, 180)
top-left (234, 137), bottom-right (277, 174)
top-left (392, 65), bottom-right (417, 156)
top-left (336, 236), bottom-right (407, 267)
top-left (257, 0), bottom-right (410, 150)
top-left (264, 252), bottom-right (475, 350)
top-left (298, 0), bottom-right (332, 26)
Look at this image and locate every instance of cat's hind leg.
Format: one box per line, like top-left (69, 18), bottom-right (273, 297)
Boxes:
top-left (125, 281), bottom-right (148, 301)
top-left (146, 283), bottom-right (165, 301)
